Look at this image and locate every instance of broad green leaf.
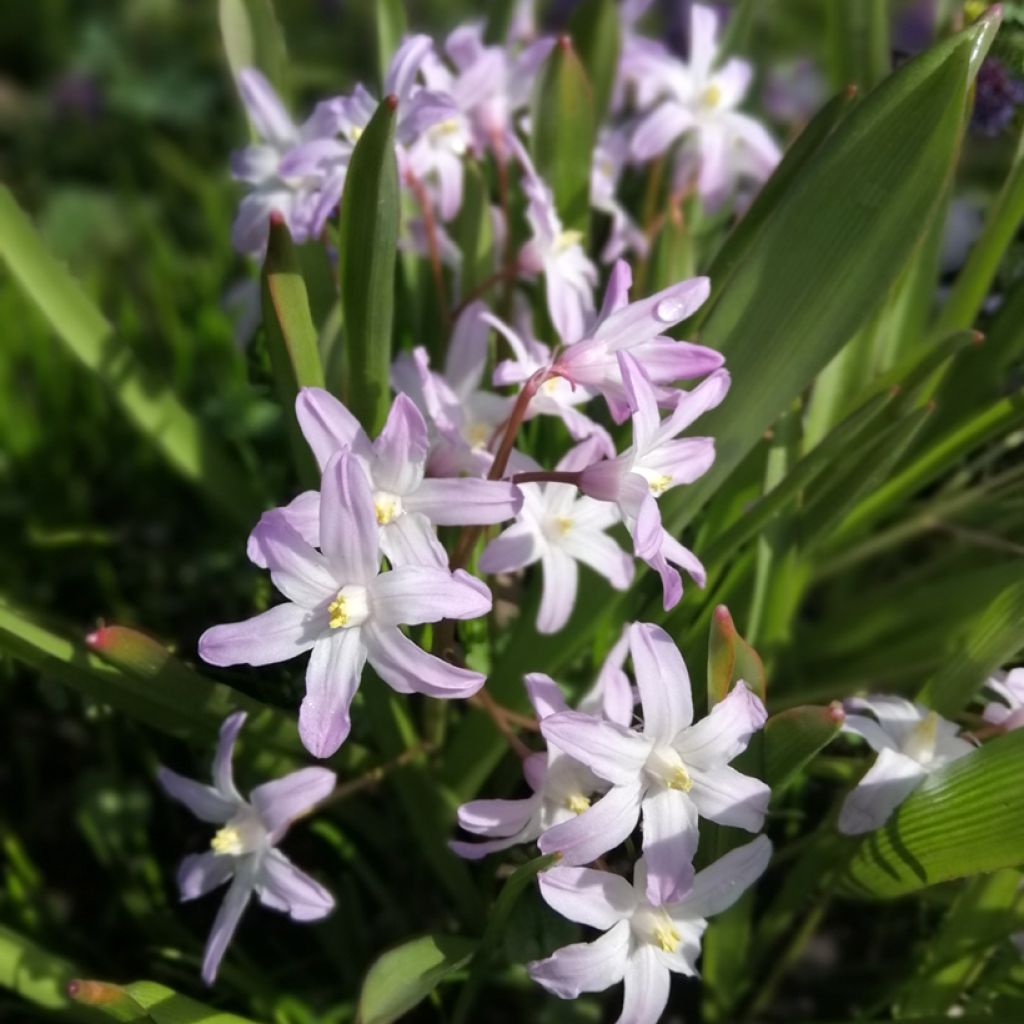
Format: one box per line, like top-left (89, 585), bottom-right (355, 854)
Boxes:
top-left (568, 0), bottom-right (621, 125)
top-left (338, 99), bottom-right (399, 434)
top-left (0, 185), bottom-right (261, 528)
top-left (531, 37), bottom-right (595, 233)
top-left (917, 578), bottom-right (1024, 717)
top-left (451, 855), bottom-right (558, 1024)
top-left (645, 203), bottom-right (695, 292)
top-left (826, 0), bottom-right (891, 91)
top-left (706, 605), bottom-right (766, 707)
top-left (665, 12), bottom-right (999, 535)
top-left (357, 934), bottom-right (475, 1024)
top-left (765, 704), bottom-right (847, 793)
top-left (842, 730), bottom-right (1024, 899)
top-left (70, 978), bottom-right (258, 1023)
top-left (374, 0), bottom-right (406, 92)
top-left (0, 925), bottom-right (96, 1020)
top-left (218, 0), bottom-right (288, 96)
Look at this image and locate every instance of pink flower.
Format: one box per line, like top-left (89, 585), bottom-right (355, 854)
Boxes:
top-left (200, 452), bottom-right (491, 758)
top-left (157, 712), bottom-right (336, 984)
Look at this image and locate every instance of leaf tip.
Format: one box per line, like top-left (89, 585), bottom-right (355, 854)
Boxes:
top-left (971, 329), bottom-right (985, 345)
top-left (713, 604), bottom-right (736, 634)
top-left (557, 33), bottom-right (573, 51)
top-left (844, 83), bottom-right (859, 99)
top-left (68, 980), bottom-right (122, 1005)
top-left (269, 209), bottom-right (286, 228)
top-left (827, 700), bottom-right (846, 725)
top-left (384, 93), bottom-right (399, 111)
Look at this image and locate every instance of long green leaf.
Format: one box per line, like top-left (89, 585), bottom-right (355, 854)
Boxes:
top-left (568, 0), bottom-right (621, 125)
top-left (218, 0), bottom-right (288, 95)
top-left (765, 704), bottom-right (847, 793)
top-left (0, 926), bottom-right (96, 1021)
top-left (357, 934), bottom-right (475, 1024)
top-left (841, 730), bottom-right (1024, 899)
top-left (70, 979), bottom-right (258, 1023)
top-left (338, 99), bottom-right (399, 433)
top-left (0, 186), bottom-right (261, 527)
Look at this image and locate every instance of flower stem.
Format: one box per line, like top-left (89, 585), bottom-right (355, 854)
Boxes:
top-left (406, 169), bottom-right (452, 334)
top-left (511, 470), bottom-right (582, 486)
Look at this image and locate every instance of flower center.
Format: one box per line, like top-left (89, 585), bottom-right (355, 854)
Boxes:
top-left (701, 83), bottom-right (722, 109)
top-left (565, 793), bottom-right (591, 814)
top-left (210, 813), bottom-right (264, 857)
top-left (211, 826), bottom-right (243, 855)
top-left (635, 466), bottom-right (673, 496)
top-left (327, 585), bottom-right (370, 630)
top-left (465, 421), bottom-right (491, 449)
top-left (633, 905), bottom-right (682, 953)
top-left (373, 491), bottom-right (403, 526)
top-left (646, 745), bottom-right (693, 792)
top-left (348, 125), bottom-right (364, 143)
top-left (554, 229), bottom-right (583, 254)
top-left (902, 711), bottom-right (939, 765)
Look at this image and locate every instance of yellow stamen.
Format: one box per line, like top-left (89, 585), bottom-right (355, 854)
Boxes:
top-left (565, 794), bottom-right (591, 814)
top-left (466, 422), bottom-right (490, 448)
top-left (667, 764), bottom-right (693, 793)
top-left (555, 516), bottom-right (574, 535)
top-left (375, 496), bottom-right (400, 525)
top-left (211, 826), bottom-right (243, 856)
top-left (433, 117), bottom-right (462, 136)
top-left (349, 125), bottom-right (364, 143)
top-left (328, 594), bottom-right (349, 629)
top-left (554, 229), bottom-right (583, 253)
top-left (654, 920), bottom-right (681, 953)
top-left (701, 83), bottom-right (722, 108)
top-left (648, 474), bottom-right (672, 496)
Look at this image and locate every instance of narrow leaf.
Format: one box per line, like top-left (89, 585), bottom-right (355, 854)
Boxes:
top-left (70, 979), bottom-right (258, 1023)
top-left (374, 0), bottom-right (406, 92)
top-left (568, 0), bottom-right (621, 125)
top-left (765, 704), bottom-right (847, 792)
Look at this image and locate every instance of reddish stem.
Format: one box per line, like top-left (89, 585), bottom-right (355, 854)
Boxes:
top-left (512, 470), bottom-right (583, 487)
top-left (406, 170), bottom-right (452, 333)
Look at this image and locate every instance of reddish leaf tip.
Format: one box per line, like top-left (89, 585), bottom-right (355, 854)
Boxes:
top-left (85, 627), bottom-right (108, 650)
top-left (66, 981), bottom-right (81, 998)
top-left (827, 700), bottom-right (846, 724)
top-left (844, 83), bottom-right (859, 99)
top-left (384, 94), bottom-right (399, 111)
top-left (713, 605), bottom-right (734, 627)
top-left (971, 330), bottom-right (985, 345)
top-left (557, 34), bottom-right (572, 50)
top-left (269, 210), bottom-right (286, 228)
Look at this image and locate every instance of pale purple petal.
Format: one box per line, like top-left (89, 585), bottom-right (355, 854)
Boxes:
top-left (320, 451), bottom-right (379, 585)
top-left (714, 58), bottom-right (754, 108)
top-left (237, 69), bottom-right (295, 147)
top-left (618, 353), bottom-right (660, 452)
top-left (560, 529), bottom-right (634, 592)
top-left (696, 124), bottom-right (730, 206)
top-left (690, 5), bottom-right (721, 87)
top-left (199, 603), bottom-right (319, 668)
top-left (380, 512), bottom-right (448, 568)
top-left (295, 387), bottom-right (367, 470)
top-left (538, 546), bottom-right (579, 634)
top-left (540, 712), bottom-right (651, 785)
top-left (213, 711), bottom-right (246, 801)
top-left (688, 763), bottom-right (770, 832)
top-left (478, 521), bottom-right (543, 574)
top-left (248, 511), bottom-right (338, 608)
top-left (631, 101), bottom-right (695, 161)
top-left (528, 920), bottom-right (631, 998)
top-left (255, 848), bottom-right (334, 921)
top-left (842, 714), bottom-right (898, 754)
top-left (843, 695), bottom-right (922, 748)
top-left (385, 34), bottom-right (434, 103)
top-left (250, 767), bottom-right (336, 842)
top-left (457, 796), bottom-right (538, 838)
top-left (539, 780), bottom-right (645, 865)
top-left (277, 138), bottom-right (349, 177)
top-left (157, 767), bottom-right (238, 824)
top-left (201, 869), bottom-right (253, 986)
top-left (618, 944), bottom-right (671, 1024)
top-left (581, 628), bottom-right (634, 728)
top-left (178, 851), bottom-right (235, 901)
top-left (597, 278), bottom-right (711, 353)
top-left (524, 672), bottom-right (570, 719)
top-left (640, 438), bottom-right (716, 486)
top-left (674, 681), bottom-right (767, 769)
top-left (538, 866), bottom-right (637, 930)
top-left (658, 368), bottom-right (731, 438)
top-left (299, 630), bottom-right (367, 759)
top-left (598, 260), bottom-right (633, 320)
top-left (248, 491), bottom-right (321, 568)
top-left (449, 833), bottom-right (528, 860)
top-left (445, 301), bottom-right (491, 398)
top-left (631, 337), bottom-right (724, 384)
top-left (231, 144), bottom-right (279, 183)
top-left (370, 566), bottom-right (491, 626)
top-left (404, 477), bottom-right (523, 525)
top-left (641, 786), bottom-right (698, 905)
top-left (630, 623), bottom-right (694, 743)
top-left (838, 748), bottom-right (928, 835)
top-left (373, 394), bottom-right (429, 494)
top-left (363, 623), bottom-right (485, 698)
top-left (725, 111), bottom-right (782, 178)
top-left (675, 834), bottom-right (772, 920)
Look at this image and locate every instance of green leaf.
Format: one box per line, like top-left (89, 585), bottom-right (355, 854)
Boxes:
top-left (568, 0), bottom-right (621, 125)
top-left (452, 854), bottom-right (558, 1024)
top-left (69, 979), bottom-right (259, 1023)
top-left (706, 605), bottom-right (767, 708)
top-left (338, 98), bottom-right (399, 434)
top-left (454, 160), bottom-right (496, 297)
top-left (0, 925), bottom-right (95, 1020)
top-left (665, 12), bottom-right (999, 535)
top-left (917, 578), bottom-right (1024, 718)
top-left (826, 0), bottom-right (891, 91)
top-left (357, 934), bottom-right (475, 1024)
top-left (0, 185), bottom-right (261, 528)
top-left (764, 704), bottom-right (847, 792)
top-left (841, 730), bottom-right (1024, 899)
top-left (531, 37), bottom-right (595, 233)
top-left (374, 0), bottom-right (406, 92)
top-left (218, 0), bottom-right (288, 96)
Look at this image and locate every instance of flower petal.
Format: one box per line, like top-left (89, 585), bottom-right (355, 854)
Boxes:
top-left (630, 623), bottom-right (694, 743)
top-left (201, 869), bottom-right (253, 986)
top-left (478, 521), bottom-right (543, 574)
top-left (178, 851), bottom-right (235, 901)
top-left (248, 491), bottom-right (321, 568)
top-left (528, 919), bottom-right (631, 999)
top-left (457, 795), bottom-right (539, 838)
top-left (298, 631), bottom-right (367, 759)
top-left (380, 511), bottom-right (448, 568)
top-left (255, 848), bottom-right (334, 921)
top-left (370, 566), bottom-right (492, 626)
top-left (641, 787), bottom-right (698, 905)
top-left (618, 944), bottom-right (671, 1024)
top-left (373, 393), bottom-right (429, 494)
top-left (675, 834), bottom-right (772, 921)
top-left (559, 527), bottom-right (634, 592)
top-left (237, 69), bottom-right (295, 147)
top-left (598, 278), bottom-right (710, 353)
top-left (213, 711), bottom-right (246, 802)
top-left (673, 681), bottom-right (767, 769)
top-left (538, 866), bottom-right (638, 930)
top-left (539, 779), bottom-right (645, 865)
top-left (363, 623), bottom-right (485, 698)
top-left (248, 510), bottom-right (338, 608)
top-left (618, 352), bottom-right (660, 453)
top-left (537, 546), bottom-right (579, 634)
top-left (838, 747), bottom-right (928, 836)
top-left (404, 477), bottom-right (523, 525)
top-left (525, 672), bottom-right (570, 719)
top-left (320, 450), bottom-right (380, 584)
top-left (540, 712), bottom-right (651, 786)
top-left (250, 767), bottom-right (336, 842)
top-left (631, 100), bottom-right (695, 161)
top-left (199, 603), bottom-right (319, 668)
top-left (157, 766), bottom-right (239, 824)
top-left (295, 387), bottom-right (368, 470)
top-left (687, 763), bottom-right (770, 833)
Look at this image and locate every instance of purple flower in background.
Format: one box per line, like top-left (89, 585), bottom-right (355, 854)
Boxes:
top-left (579, 353), bottom-right (729, 609)
top-left (539, 623), bottom-right (769, 904)
top-left (763, 58), bottom-right (826, 127)
top-left (249, 388), bottom-right (521, 569)
top-left (200, 452), bottom-right (491, 758)
top-left (578, 625), bottom-right (635, 726)
top-left (838, 696), bottom-right (975, 835)
top-left (592, 129), bottom-right (649, 264)
top-left (982, 668), bottom-right (1024, 733)
top-left (157, 712), bottom-right (336, 984)
top-left (451, 673), bottom-right (609, 859)
top-left (479, 438), bottom-right (634, 634)
top-left (555, 260), bottom-right (720, 423)
top-left (529, 837), bottom-right (772, 1024)
top-left (630, 4), bottom-right (781, 206)
top-left (971, 57), bottom-right (1024, 137)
